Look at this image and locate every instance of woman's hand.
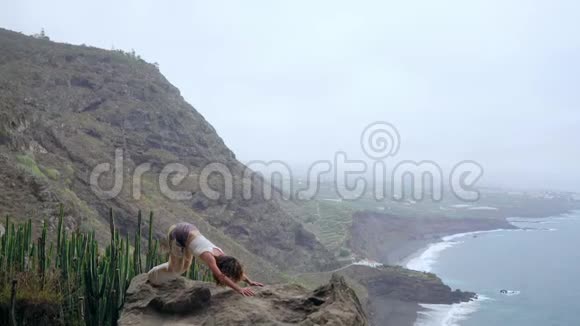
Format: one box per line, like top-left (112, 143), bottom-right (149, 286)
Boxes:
top-left (238, 287), bottom-right (256, 297)
top-left (247, 280), bottom-right (264, 287)
top-left (242, 273), bottom-right (264, 287)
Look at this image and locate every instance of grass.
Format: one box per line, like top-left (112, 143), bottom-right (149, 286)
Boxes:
top-left (15, 153), bottom-right (60, 181)
top-left (41, 167), bottom-right (60, 180)
top-left (15, 154), bottom-right (45, 179)
top-left (145, 148), bottom-right (179, 161)
top-left (0, 271), bottom-right (63, 305)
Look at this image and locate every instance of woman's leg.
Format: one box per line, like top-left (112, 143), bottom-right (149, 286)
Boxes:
top-left (147, 250), bottom-right (193, 284)
top-left (147, 261), bottom-right (176, 285)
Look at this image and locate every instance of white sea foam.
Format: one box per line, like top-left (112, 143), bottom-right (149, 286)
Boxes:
top-left (406, 228), bottom-right (530, 273)
top-left (414, 295), bottom-right (490, 326)
top-left (405, 241), bottom-right (462, 272)
top-left (405, 229), bottom-right (513, 273)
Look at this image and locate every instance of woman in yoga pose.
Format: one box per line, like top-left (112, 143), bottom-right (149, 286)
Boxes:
top-left (147, 222), bottom-right (263, 297)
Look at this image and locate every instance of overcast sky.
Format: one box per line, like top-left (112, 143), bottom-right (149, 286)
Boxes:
top-left (2, 1), bottom-right (579, 191)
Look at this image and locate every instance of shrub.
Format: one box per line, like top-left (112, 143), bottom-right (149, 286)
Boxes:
top-left (15, 154), bottom-right (45, 178)
top-left (338, 248), bottom-right (351, 257)
top-left (41, 167), bottom-right (60, 180)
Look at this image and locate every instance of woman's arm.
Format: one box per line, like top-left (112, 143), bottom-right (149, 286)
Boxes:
top-left (243, 273), bottom-right (264, 287)
top-left (199, 252), bottom-right (255, 296)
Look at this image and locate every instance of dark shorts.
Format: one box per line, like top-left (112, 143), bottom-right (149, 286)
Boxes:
top-left (169, 222), bottom-right (197, 248)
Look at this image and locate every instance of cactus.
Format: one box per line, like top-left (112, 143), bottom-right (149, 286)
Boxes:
top-left (146, 211), bottom-right (154, 271)
top-left (0, 208), bottom-right (212, 325)
top-left (133, 211), bottom-right (142, 275)
top-left (38, 220), bottom-right (47, 283)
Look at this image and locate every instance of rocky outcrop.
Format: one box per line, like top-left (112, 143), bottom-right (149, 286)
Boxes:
top-left (119, 274), bottom-right (368, 326)
top-left (298, 264), bottom-right (476, 326)
top-left (337, 265), bottom-right (475, 304)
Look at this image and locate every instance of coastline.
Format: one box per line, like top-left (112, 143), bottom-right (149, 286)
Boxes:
top-left (350, 211), bottom-right (518, 266)
top-left (396, 229), bottom-right (513, 326)
top-left (397, 209), bottom-right (580, 269)
top-left (401, 229), bottom-right (512, 326)
top-left (400, 228), bottom-right (516, 270)
top-left (348, 207), bottom-right (579, 326)
top-left (396, 210), bottom-right (579, 326)
top-left (347, 213), bottom-right (512, 326)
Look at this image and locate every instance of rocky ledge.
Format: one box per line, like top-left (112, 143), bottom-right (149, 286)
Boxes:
top-left (119, 274), bottom-right (368, 326)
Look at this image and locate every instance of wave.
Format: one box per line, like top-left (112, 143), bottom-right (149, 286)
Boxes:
top-left (406, 229), bottom-right (513, 273)
top-left (407, 213), bottom-right (575, 326)
top-left (406, 241), bottom-right (461, 272)
top-left (405, 223), bottom-right (563, 273)
top-left (414, 295), bottom-right (490, 326)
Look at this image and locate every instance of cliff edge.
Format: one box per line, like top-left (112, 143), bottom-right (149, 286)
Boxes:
top-left (119, 274), bottom-right (368, 326)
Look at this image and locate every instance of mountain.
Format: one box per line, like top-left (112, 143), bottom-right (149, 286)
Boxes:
top-left (0, 28), bottom-right (337, 279)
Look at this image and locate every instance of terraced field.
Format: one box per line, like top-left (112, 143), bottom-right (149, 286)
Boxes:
top-left (315, 200), bottom-right (354, 251)
top-left (283, 199), bottom-right (355, 257)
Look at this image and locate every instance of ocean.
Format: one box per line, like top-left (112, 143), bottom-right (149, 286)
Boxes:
top-left (406, 211), bottom-right (580, 326)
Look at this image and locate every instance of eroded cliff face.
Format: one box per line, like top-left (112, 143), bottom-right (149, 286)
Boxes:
top-left (298, 264), bottom-right (476, 326)
top-left (0, 28), bottom-right (337, 278)
top-left (119, 274), bottom-right (368, 326)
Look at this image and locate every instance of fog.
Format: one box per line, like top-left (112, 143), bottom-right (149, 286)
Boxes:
top-left (2, 1), bottom-right (579, 191)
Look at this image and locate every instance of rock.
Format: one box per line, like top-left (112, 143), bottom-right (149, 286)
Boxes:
top-left (119, 274), bottom-right (368, 326)
top-left (122, 274), bottom-right (212, 315)
top-left (298, 264), bottom-right (477, 326)
top-left (28, 140), bottom-right (48, 154)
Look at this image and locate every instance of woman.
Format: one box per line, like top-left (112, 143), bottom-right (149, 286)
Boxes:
top-left (147, 222), bottom-right (263, 297)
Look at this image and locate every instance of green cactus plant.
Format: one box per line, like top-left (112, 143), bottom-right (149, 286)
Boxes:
top-left (0, 208), bottom-right (212, 325)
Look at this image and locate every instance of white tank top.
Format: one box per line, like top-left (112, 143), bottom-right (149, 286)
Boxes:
top-left (187, 234), bottom-right (222, 257)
